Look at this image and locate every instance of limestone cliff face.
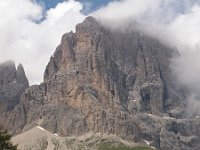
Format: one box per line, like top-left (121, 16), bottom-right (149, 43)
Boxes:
top-left (1, 17), bottom-right (199, 150)
top-left (44, 16), bottom-right (184, 116)
top-left (0, 61), bottom-right (29, 114)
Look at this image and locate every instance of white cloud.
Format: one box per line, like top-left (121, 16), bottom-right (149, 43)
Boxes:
top-left (92, 0), bottom-right (200, 114)
top-left (168, 4), bottom-right (200, 49)
top-left (92, 0), bottom-right (194, 29)
top-left (0, 0), bottom-right (85, 84)
top-left (168, 4), bottom-right (200, 115)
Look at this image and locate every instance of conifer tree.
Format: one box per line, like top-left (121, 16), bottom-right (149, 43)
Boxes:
top-left (0, 126), bottom-right (17, 150)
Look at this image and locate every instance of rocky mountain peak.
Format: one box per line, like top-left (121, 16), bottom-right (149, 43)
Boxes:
top-left (0, 60), bottom-right (16, 86)
top-left (44, 16), bottom-right (185, 115)
top-left (0, 61), bottom-right (29, 113)
top-left (16, 64), bottom-right (29, 87)
top-left (76, 16), bottom-right (100, 34)
top-left (44, 17), bottom-right (104, 81)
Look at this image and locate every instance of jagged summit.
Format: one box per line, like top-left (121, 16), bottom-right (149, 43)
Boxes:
top-left (0, 61), bottom-right (29, 86)
top-left (0, 61), bottom-right (29, 113)
top-left (16, 64), bottom-right (29, 88)
top-left (76, 16), bottom-right (99, 28)
top-left (74, 16), bottom-right (99, 39)
top-left (84, 16), bottom-right (97, 23)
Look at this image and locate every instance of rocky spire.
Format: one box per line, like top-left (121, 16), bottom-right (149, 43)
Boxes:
top-left (16, 63), bottom-right (29, 88)
top-left (0, 61), bottom-right (29, 113)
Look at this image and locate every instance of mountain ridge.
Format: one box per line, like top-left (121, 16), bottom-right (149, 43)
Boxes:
top-left (0, 16), bottom-right (199, 150)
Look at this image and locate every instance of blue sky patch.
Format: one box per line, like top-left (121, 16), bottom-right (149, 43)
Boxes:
top-left (36, 0), bottom-right (114, 13)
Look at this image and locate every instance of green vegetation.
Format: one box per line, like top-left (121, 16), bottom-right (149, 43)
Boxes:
top-left (98, 143), bottom-right (153, 150)
top-left (0, 126), bottom-right (18, 150)
top-left (64, 135), bottom-right (155, 150)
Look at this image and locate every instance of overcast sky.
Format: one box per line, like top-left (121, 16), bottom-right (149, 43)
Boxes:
top-left (1, 0), bottom-right (200, 110)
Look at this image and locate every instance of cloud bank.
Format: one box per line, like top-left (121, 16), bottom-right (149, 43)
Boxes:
top-left (0, 0), bottom-right (85, 84)
top-left (1, 0), bottom-right (200, 115)
top-left (92, 0), bottom-right (200, 115)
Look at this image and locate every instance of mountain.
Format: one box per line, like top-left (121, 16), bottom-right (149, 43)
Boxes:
top-left (0, 61), bottom-right (29, 114)
top-left (0, 16), bottom-right (200, 150)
